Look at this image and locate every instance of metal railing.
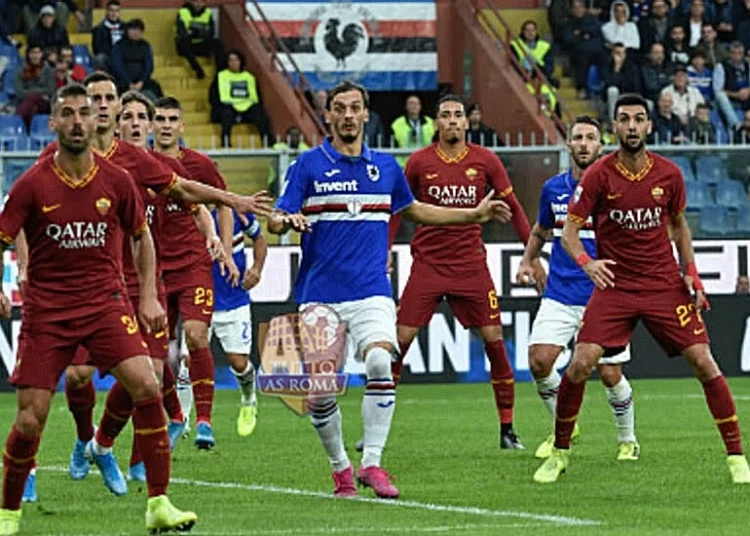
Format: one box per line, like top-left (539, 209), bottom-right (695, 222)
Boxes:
top-left (468, 0), bottom-right (571, 135)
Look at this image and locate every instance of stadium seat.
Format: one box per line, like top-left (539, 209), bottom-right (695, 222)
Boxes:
top-left (709, 109), bottom-right (729, 143)
top-left (586, 65), bottom-right (601, 97)
top-left (671, 156), bottom-right (695, 181)
top-left (0, 41), bottom-right (21, 69)
top-left (737, 205), bottom-right (750, 235)
top-left (0, 115), bottom-right (25, 137)
top-left (699, 205), bottom-right (733, 236)
top-left (686, 181), bottom-right (712, 210)
top-left (29, 114), bottom-right (54, 150)
top-left (716, 180), bottom-right (748, 209)
top-left (1, 158), bottom-right (35, 196)
top-left (72, 44), bottom-right (93, 70)
top-left (0, 133), bottom-right (28, 151)
top-left (695, 155), bottom-right (730, 183)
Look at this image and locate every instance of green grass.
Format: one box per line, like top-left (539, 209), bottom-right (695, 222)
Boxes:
top-left (2, 377), bottom-right (750, 535)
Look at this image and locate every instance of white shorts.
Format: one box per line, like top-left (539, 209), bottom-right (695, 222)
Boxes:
top-left (300, 296), bottom-right (397, 361)
top-left (529, 298), bottom-right (631, 365)
top-left (210, 305), bottom-right (252, 355)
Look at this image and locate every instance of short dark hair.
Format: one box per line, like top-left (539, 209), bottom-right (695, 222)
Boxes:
top-left (52, 83), bottom-right (89, 114)
top-left (154, 96), bottom-right (183, 111)
top-left (520, 20), bottom-right (536, 32)
top-left (696, 102), bottom-right (709, 111)
top-left (436, 93), bottom-right (466, 114)
top-left (121, 90), bottom-right (155, 120)
top-left (127, 18), bottom-right (145, 31)
top-left (568, 115), bottom-right (601, 138)
top-left (611, 42), bottom-right (626, 49)
top-left (58, 44), bottom-right (73, 55)
top-left (83, 71), bottom-right (117, 87)
top-left (691, 49), bottom-right (706, 60)
top-left (326, 79), bottom-right (369, 110)
top-left (614, 93), bottom-right (649, 116)
top-left (226, 49), bottom-right (246, 70)
top-left (106, 0), bottom-right (121, 7)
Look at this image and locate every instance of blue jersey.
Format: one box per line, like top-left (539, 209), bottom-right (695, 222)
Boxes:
top-left (537, 169), bottom-right (597, 306)
top-left (277, 138), bottom-right (414, 304)
top-left (211, 211), bottom-right (261, 312)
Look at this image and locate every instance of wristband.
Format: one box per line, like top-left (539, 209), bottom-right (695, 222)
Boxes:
top-left (576, 253), bottom-right (593, 268)
top-left (686, 262), bottom-right (704, 291)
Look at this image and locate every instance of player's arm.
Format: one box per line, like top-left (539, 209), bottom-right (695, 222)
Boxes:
top-left (517, 222), bottom-right (551, 293)
top-left (0, 178), bottom-right (32, 317)
top-left (216, 205), bottom-right (239, 281)
top-left (0, 241), bottom-right (10, 318)
top-left (563, 175), bottom-right (615, 290)
top-left (268, 159), bottom-right (312, 234)
top-left (488, 153), bottom-right (532, 243)
top-left (15, 229), bottom-right (28, 298)
top-left (243, 229), bottom-right (267, 291)
top-left (191, 204), bottom-right (231, 277)
top-left (168, 177), bottom-right (274, 218)
top-left (669, 201), bottom-right (709, 310)
top-left (130, 226), bottom-right (166, 333)
top-left (401, 191), bottom-right (512, 225)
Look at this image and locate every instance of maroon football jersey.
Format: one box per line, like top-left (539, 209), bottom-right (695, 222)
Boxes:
top-left (406, 143), bottom-right (514, 272)
top-left (0, 154), bottom-right (146, 321)
top-left (159, 148), bottom-right (226, 273)
top-left (568, 151), bottom-right (685, 291)
top-left (42, 139), bottom-right (178, 294)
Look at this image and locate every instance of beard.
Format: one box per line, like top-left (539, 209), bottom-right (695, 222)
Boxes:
top-left (573, 155), bottom-right (593, 170)
top-left (336, 122), bottom-right (360, 144)
top-left (58, 133), bottom-right (90, 155)
top-left (619, 134), bottom-right (645, 154)
top-left (444, 133), bottom-right (461, 145)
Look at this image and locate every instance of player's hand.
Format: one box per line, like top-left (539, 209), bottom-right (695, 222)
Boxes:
top-left (386, 250), bottom-right (394, 274)
top-left (206, 235), bottom-right (224, 263)
top-left (283, 213), bottom-right (312, 233)
top-left (17, 268), bottom-right (27, 301)
top-left (0, 292), bottom-right (11, 318)
top-left (242, 266), bottom-right (262, 290)
top-left (516, 260), bottom-right (537, 288)
top-left (138, 295), bottom-right (166, 335)
top-left (583, 259), bottom-right (616, 290)
top-left (232, 191), bottom-right (274, 218)
top-left (224, 256), bottom-right (241, 287)
top-left (475, 190), bottom-right (512, 223)
top-left (684, 274), bottom-right (711, 311)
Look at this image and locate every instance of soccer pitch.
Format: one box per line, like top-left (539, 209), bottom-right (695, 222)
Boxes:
top-left (3, 378), bottom-right (749, 535)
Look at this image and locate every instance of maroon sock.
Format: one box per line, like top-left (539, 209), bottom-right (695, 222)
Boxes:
top-left (392, 340), bottom-right (411, 386)
top-left (65, 380), bottom-right (96, 442)
top-left (2, 426), bottom-right (40, 510)
top-left (189, 348), bottom-right (215, 425)
top-left (95, 381), bottom-right (133, 449)
top-left (702, 376), bottom-right (743, 455)
top-left (161, 364), bottom-right (184, 423)
top-left (554, 373), bottom-right (587, 449)
top-left (485, 340), bottom-right (515, 427)
top-left (133, 397), bottom-right (171, 497)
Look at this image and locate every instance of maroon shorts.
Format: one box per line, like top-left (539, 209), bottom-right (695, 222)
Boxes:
top-left (13, 301), bottom-right (148, 391)
top-left (397, 261), bottom-right (501, 328)
top-left (577, 286), bottom-right (710, 357)
top-left (163, 264), bottom-right (214, 338)
top-left (130, 292), bottom-right (169, 360)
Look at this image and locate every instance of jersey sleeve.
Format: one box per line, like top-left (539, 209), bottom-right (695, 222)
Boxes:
top-left (117, 172), bottom-right (148, 237)
top-left (568, 167), bottom-right (602, 225)
top-left (137, 150), bottom-right (178, 195)
top-left (669, 168), bottom-right (687, 216)
top-left (390, 159), bottom-right (415, 214)
top-left (276, 158), bottom-right (308, 214)
top-left (537, 181), bottom-right (554, 229)
top-left (486, 153), bottom-right (514, 199)
top-left (0, 176), bottom-right (33, 245)
top-left (203, 158), bottom-right (226, 190)
top-left (242, 213), bottom-right (262, 239)
top-left (39, 142), bottom-right (57, 160)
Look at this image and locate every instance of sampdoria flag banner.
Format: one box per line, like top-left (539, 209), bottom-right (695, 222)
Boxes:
top-left (249, 0), bottom-right (438, 91)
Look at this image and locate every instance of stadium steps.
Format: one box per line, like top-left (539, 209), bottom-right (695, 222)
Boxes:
top-left (553, 65), bottom-right (600, 119)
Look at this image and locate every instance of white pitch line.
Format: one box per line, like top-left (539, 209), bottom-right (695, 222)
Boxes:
top-left (39, 466), bottom-right (600, 527)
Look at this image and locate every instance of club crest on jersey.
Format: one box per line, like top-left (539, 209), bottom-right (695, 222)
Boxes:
top-left (573, 185), bottom-right (583, 203)
top-left (367, 164), bottom-right (380, 182)
top-left (651, 186), bottom-right (664, 201)
top-left (465, 167), bottom-right (478, 180)
top-left (347, 198), bottom-right (363, 216)
top-left (95, 197), bottom-right (111, 216)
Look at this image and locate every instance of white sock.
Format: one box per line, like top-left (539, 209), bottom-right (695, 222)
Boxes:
top-left (605, 376), bottom-right (636, 443)
top-left (232, 360), bottom-right (256, 406)
top-left (176, 359), bottom-right (193, 423)
top-left (535, 370), bottom-right (561, 418)
top-left (309, 397), bottom-right (349, 472)
top-left (361, 347), bottom-right (396, 468)
top-left (92, 438), bottom-right (111, 456)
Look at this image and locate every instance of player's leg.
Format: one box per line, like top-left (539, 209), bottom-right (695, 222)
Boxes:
top-left (345, 297), bottom-right (400, 499)
top-left (597, 358), bottom-right (639, 460)
top-left (392, 262), bottom-right (443, 385)
top-left (88, 307), bottom-right (197, 531)
top-left (64, 357), bottom-right (96, 481)
top-left (641, 288), bottom-right (749, 483)
top-left (214, 305), bottom-right (257, 437)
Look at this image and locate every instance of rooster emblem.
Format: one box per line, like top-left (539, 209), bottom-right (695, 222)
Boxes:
top-left (324, 18), bottom-right (365, 68)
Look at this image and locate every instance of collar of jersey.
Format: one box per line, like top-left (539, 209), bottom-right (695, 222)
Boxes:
top-left (563, 168), bottom-right (576, 190)
top-left (321, 137), bottom-right (372, 163)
